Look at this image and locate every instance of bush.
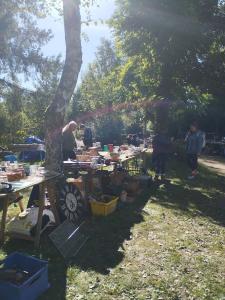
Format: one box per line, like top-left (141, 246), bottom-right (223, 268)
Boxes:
top-left (95, 116), bottom-right (124, 146)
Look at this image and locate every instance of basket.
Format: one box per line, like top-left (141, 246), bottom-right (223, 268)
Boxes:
top-left (90, 196), bottom-right (118, 216)
top-left (0, 252), bottom-right (49, 300)
top-left (67, 177), bottom-right (84, 191)
top-left (76, 155), bottom-right (91, 162)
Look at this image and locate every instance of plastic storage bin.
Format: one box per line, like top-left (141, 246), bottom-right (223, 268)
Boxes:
top-left (90, 197), bottom-right (118, 216)
top-left (0, 252), bottom-right (49, 300)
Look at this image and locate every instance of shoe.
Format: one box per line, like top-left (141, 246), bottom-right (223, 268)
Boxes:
top-left (192, 170), bottom-right (199, 176)
top-left (188, 175), bottom-right (196, 180)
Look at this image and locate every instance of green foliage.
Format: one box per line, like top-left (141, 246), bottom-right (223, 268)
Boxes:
top-left (96, 116), bottom-right (124, 145)
top-left (69, 38), bottom-right (148, 136)
top-left (0, 0), bottom-right (54, 80)
top-left (0, 1), bottom-right (62, 146)
top-left (110, 0), bottom-right (225, 135)
top-left (113, 0), bottom-right (225, 97)
top-left (0, 58), bottom-right (62, 145)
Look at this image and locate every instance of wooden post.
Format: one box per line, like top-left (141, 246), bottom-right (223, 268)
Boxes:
top-left (34, 183), bottom-right (45, 248)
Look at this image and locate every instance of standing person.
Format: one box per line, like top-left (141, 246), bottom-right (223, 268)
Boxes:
top-left (185, 122), bottom-right (205, 179)
top-left (132, 134), bottom-right (140, 147)
top-left (127, 134), bottom-right (132, 145)
top-left (152, 129), bottom-right (171, 181)
top-left (62, 121), bottom-right (77, 160)
top-left (80, 124), bottom-right (93, 148)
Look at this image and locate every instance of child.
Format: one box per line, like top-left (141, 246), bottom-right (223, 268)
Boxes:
top-left (152, 130), bottom-right (171, 181)
top-left (185, 122), bottom-right (205, 179)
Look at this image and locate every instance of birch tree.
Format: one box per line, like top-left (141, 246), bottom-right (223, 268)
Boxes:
top-left (45, 0), bottom-right (82, 172)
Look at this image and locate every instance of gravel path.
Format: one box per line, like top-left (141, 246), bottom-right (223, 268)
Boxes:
top-left (199, 155), bottom-right (225, 176)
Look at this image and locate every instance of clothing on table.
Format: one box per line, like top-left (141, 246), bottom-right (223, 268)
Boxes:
top-left (62, 130), bottom-right (77, 160)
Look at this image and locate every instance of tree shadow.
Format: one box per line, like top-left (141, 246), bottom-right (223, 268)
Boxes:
top-left (1, 189), bottom-right (150, 299)
top-left (151, 158), bottom-right (225, 226)
top-left (68, 190), bottom-right (150, 275)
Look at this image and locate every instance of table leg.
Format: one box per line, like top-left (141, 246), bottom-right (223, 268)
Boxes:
top-left (34, 183), bottom-right (45, 248)
top-left (0, 197), bottom-right (9, 244)
top-left (81, 172), bottom-right (89, 204)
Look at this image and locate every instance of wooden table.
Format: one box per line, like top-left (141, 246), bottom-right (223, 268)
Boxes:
top-left (0, 172), bottom-right (60, 247)
top-left (98, 148), bottom-right (149, 174)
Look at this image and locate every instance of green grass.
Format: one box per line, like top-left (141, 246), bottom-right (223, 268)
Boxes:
top-left (1, 157), bottom-right (225, 300)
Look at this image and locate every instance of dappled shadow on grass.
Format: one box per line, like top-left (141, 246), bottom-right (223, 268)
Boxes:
top-left (1, 231), bottom-right (67, 300)
top-left (151, 158), bottom-right (225, 226)
top-left (0, 189), bottom-right (150, 298)
top-left (69, 190), bottom-right (150, 275)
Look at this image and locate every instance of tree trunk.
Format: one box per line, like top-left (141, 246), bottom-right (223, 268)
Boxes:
top-left (45, 0), bottom-right (82, 173)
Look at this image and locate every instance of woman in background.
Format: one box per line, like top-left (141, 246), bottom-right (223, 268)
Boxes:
top-left (62, 121), bottom-right (77, 160)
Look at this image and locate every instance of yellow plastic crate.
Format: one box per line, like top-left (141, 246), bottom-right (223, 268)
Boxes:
top-left (90, 197), bottom-right (119, 216)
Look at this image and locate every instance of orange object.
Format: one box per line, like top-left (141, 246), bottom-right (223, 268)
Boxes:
top-left (7, 172), bottom-right (24, 181)
top-left (76, 155), bottom-right (91, 162)
top-left (88, 147), bottom-right (98, 156)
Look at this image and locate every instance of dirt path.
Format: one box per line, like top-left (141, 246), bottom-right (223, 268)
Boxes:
top-left (199, 155), bottom-right (225, 176)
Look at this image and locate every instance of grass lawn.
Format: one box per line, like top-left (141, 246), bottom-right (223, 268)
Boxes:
top-left (1, 157), bottom-right (225, 300)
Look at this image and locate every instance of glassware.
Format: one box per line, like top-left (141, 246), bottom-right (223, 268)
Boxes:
top-left (30, 165), bottom-right (38, 176)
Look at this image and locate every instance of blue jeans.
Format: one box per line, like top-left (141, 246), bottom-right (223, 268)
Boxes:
top-left (187, 154), bottom-right (198, 171)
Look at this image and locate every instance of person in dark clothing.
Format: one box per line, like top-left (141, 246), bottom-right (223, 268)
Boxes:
top-left (80, 124), bottom-right (93, 148)
top-left (152, 130), bottom-right (171, 181)
top-left (132, 134), bottom-right (140, 147)
top-left (185, 122), bottom-right (205, 179)
top-left (62, 121), bottom-right (77, 160)
top-left (127, 134), bottom-right (132, 145)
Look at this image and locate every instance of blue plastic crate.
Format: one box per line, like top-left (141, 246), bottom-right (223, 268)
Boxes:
top-left (0, 252), bottom-right (49, 300)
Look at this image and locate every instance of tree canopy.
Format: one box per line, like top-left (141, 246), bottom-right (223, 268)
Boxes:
top-left (74, 0), bottom-right (225, 137)
top-left (0, 0), bottom-right (62, 145)
top-left (1, 0), bottom-right (225, 147)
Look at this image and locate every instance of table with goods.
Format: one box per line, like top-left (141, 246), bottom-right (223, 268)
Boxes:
top-left (0, 162), bottom-right (60, 247)
top-left (61, 143), bottom-right (151, 222)
top-left (0, 144), bottom-right (150, 246)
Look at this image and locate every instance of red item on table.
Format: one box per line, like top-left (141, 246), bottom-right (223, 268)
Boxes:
top-left (108, 144), bottom-right (114, 152)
